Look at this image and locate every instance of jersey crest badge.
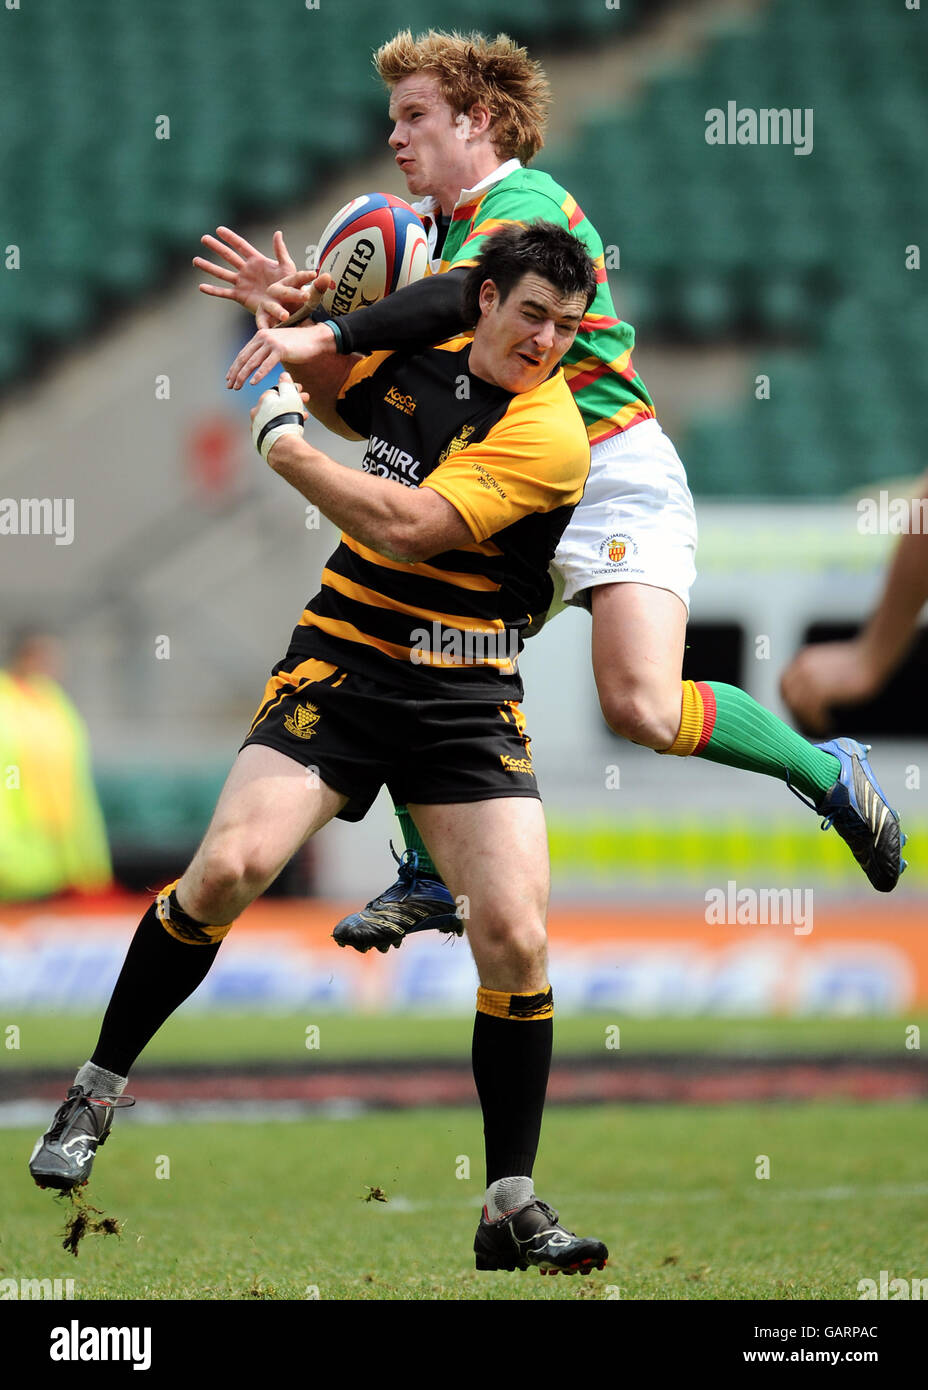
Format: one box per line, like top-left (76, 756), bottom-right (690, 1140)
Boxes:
top-left (438, 423), bottom-right (475, 465)
top-left (284, 702), bottom-right (321, 740)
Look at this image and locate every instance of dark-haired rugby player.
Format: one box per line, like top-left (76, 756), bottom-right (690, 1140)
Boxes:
top-left (30, 222), bottom-right (609, 1278)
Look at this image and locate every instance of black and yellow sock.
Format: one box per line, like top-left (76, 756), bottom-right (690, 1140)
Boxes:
top-left (91, 891), bottom-right (224, 1076)
top-left (472, 985), bottom-right (554, 1184)
top-left (395, 803), bottom-right (440, 878)
top-left (662, 680), bottom-right (840, 802)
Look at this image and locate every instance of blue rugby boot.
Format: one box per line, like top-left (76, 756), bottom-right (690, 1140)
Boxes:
top-left (332, 845), bottom-right (464, 954)
top-left (798, 737), bottom-right (906, 892)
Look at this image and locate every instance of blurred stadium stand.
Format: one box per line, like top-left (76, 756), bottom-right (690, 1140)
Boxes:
top-left (0, 0), bottom-right (642, 389)
top-left (544, 0), bottom-right (927, 495)
top-left (1, 0), bottom-right (925, 896)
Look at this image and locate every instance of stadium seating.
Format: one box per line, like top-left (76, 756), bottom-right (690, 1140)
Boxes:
top-left (541, 0), bottom-right (926, 496)
top-left (0, 0), bottom-right (635, 386)
top-left (2, 0), bottom-right (923, 498)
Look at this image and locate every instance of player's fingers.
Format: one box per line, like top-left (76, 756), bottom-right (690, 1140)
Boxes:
top-left (256, 303), bottom-right (290, 330)
top-left (778, 664), bottom-right (801, 706)
top-left (227, 340), bottom-right (273, 390)
top-left (302, 272), bottom-right (334, 304)
top-left (282, 270), bottom-right (318, 285)
top-left (278, 300), bottom-right (302, 319)
top-left (272, 230), bottom-right (296, 274)
top-left (214, 226), bottom-right (260, 259)
top-left (198, 283), bottom-right (236, 299)
top-left (248, 350), bottom-right (281, 388)
top-left (297, 272), bottom-right (333, 313)
top-left (278, 373), bottom-right (308, 418)
top-left (274, 284), bottom-right (315, 306)
top-left (193, 256), bottom-right (237, 283)
top-left (780, 668), bottom-right (827, 734)
top-left (226, 339), bottom-right (258, 388)
top-left (199, 234), bottom-right (244, 268)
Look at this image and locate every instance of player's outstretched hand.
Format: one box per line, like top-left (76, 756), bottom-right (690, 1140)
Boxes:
top-left (195, 227), bottom-right (303, 325)
top-left (780, 637), bottom-right (876, 734)
top-left (226, 274), bottom-right (337, 389)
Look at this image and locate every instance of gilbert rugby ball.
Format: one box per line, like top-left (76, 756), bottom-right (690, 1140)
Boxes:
top-left (312, 192), bottom-right (429, 316)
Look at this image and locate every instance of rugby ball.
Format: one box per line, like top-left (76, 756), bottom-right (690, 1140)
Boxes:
top-left (312, 193), bottom-right (429, 316)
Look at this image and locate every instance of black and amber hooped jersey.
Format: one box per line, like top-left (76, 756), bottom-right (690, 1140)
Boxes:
top-left (292, 336), bottom-right (590, 699)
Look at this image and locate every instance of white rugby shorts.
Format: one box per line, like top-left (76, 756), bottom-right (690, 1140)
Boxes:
top-left (548, 418), bottom-right (698, 619)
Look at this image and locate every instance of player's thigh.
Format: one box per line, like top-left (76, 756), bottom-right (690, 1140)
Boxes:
top-left (186, 743), bottom-right (347, 889)
top-left (591, 580), bottom-right (688, 693)
top-left (410, 795), bottom-right (549, 971)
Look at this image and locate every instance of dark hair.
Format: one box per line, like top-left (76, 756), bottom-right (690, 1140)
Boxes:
top-left (461, 220), bottom-right (598, 328)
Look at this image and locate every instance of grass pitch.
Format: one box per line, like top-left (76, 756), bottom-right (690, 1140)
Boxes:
top-left (4, 1014), bottom-right (925, 1301)
top-left (3, 1011), bottom-right (925, 1068)
top-left (4, 1102), bottom-right (928, 1301)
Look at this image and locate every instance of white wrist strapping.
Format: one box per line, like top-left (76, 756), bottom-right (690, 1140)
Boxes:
top-left (252, 379), bottom-right (306, 462)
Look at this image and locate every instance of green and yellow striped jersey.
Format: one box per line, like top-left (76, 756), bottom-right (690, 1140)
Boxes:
top-left (436, 165), bottom-right (655, 446)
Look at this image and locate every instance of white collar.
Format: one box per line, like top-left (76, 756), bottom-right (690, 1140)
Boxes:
top-left (413, 159), bottom-right (523, 224)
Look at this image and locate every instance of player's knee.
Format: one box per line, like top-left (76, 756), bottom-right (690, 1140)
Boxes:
top-left (475, 910), bottom-right (547, 970)
top-left (181, 866), bottom-right (240, 925)
top-left (185, 838), bottom-right (272, 921)
top-left (597, 683), bottom-right (682, 750)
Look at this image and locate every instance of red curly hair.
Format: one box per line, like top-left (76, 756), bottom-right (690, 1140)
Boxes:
top-left (374, 29), bottom-right (550, 164)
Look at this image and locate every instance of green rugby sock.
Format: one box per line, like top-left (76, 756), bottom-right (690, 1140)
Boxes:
top-left (395, 804), bottom-right (440, 878)
top-left (665, 680), bottom-right (841, 803)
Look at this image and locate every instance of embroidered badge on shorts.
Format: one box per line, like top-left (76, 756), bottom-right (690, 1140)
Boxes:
top-left (284, 702), bottom-right (321, 740)
top-left (599, 533), bottom-right (636, 566)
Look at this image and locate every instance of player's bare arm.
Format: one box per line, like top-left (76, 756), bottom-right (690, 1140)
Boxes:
top-left (225, 267), bottom-right (340, 388)
top-left (231, 271), bottom-right (362, 439)
top-left (227, 322), bottom-right (339, 391)
top-left (251, 375), bottom-right (472, 562)
top-left (226, 268), bottom-right (469, 391)
top-left (286, 351), bottom-right (364, 440)
top-left (781, 474), bottom-right (928, 732)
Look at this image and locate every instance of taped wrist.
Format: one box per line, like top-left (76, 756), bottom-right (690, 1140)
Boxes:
top-left (155, 879), bottom-right (234, 945)
top-left (252, 379), bottom-right (305, 461)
